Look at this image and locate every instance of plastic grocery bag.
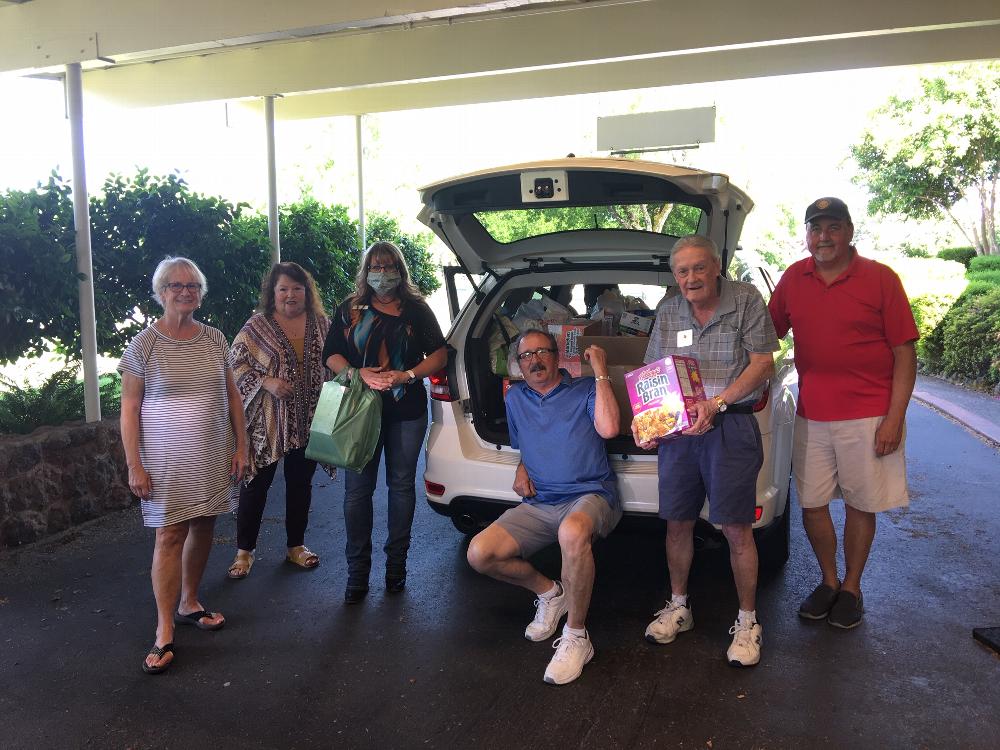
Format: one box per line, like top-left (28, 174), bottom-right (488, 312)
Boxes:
top-left (488, 314), bottom-right (519, 376)
top-left (305, 369), bottom-right (382, 472)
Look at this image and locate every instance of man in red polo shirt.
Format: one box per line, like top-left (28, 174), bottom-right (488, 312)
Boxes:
top-left (768, 197), bottom-right (918, 629)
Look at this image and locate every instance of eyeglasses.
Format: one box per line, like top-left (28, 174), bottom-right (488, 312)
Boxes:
top-left (369, 263), bottom-right (397, 272)
top-left (516, 347), bottom-right (557, 362)
top-left (165, 282), bottom-right (202, 293)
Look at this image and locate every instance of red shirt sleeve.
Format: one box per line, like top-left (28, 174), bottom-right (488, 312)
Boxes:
top-left (768, 276), bottom-right (791, 339)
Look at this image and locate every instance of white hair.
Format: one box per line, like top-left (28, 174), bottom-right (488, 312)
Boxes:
top-left (670, 234), bottom-right (721, 269)
top-left (151, 256), bottom-right (208, 307)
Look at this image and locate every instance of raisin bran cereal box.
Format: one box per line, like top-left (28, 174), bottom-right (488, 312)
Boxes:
top-left (625, 356), bottom-right (706, 442)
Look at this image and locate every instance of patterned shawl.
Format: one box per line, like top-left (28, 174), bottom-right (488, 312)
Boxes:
top-left (231, 311), bottom-right (332, 481)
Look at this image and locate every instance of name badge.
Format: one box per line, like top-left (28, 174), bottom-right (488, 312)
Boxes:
top-left (677, 329), bottom-right (693, 347)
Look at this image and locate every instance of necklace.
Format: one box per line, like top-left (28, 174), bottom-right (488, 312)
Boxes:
top-left (157, 318), bottom-right (195, 339)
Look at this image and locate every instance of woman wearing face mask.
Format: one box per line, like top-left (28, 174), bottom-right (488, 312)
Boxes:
top-left (323, 241), bottom-right (447, 604)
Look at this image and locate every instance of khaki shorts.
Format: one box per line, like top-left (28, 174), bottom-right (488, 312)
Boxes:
top-left (496, 493), bottom-right (622, 559)
top-left (792, 415), bottom-right (909, 513)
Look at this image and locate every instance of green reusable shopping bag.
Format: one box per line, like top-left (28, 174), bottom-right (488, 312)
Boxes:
top-left (305, 369), bottom-right (383, 472)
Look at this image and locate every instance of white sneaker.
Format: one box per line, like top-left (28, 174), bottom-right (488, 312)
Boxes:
top-left (726, 619), bottom-right (763, 667)
top-left (644, 600), bottom-right (694, 644)
top-left (524, 583), bottom-right (568, 642)
top-left (543, 629), bottom-right (594, 685)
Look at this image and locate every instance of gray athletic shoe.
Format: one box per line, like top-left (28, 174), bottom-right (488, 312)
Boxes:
top-left (827, 591), bottom-right (864, 629)
top-left (798, 584), bottom-right (839, 620)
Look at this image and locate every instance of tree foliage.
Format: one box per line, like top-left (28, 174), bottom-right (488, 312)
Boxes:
top-left (475, 202), bottom-right (702, 244)
top-left (0, 175), bottom-right (80, 363)
top-left (1, 170), bottom-right (440, 363)
top-left (240, 198), bottom-right (357, 315)
top-left (239, 202), bottom-right (440, 315)
top-left (851, 63), bottom-right (1000, 255)
top-left (90, 170), bottom-right (271, 354)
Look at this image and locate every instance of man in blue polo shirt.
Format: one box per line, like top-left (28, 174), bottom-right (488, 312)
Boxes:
top-left (467, 328), bottom-right (621, 685)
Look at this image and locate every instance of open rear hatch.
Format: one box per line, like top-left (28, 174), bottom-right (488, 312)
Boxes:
top-left (418, 157), bottom-right (752, 274)
top-left (417, 158), bottom-right (754, 453)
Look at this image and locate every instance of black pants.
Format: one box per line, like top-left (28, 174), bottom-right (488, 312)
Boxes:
top-left (236, 447), bottom-right (318, 551)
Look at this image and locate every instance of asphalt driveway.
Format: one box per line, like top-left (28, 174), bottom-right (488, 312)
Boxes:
top-left (1, 397), bottom-right (999, 749)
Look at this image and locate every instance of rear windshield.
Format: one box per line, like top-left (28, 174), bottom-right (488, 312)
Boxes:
top-left (474, 203), bottom-right (703, 244)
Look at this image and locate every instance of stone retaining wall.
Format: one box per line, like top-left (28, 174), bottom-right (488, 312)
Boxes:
top-left (0, 418), bottom-right (134, 547)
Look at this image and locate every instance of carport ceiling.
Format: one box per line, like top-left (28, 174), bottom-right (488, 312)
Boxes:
top-left (4, 0), bottom-right (1000, 117)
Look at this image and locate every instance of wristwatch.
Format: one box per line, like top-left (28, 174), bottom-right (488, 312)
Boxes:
top-left (713, 395), bottom-right (728, 413)
top-left (405, 369), bottom-right (417, 384)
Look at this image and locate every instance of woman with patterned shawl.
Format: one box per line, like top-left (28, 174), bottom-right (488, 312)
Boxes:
top-left (323, 241), bottom-right (447, 604)
top-left (227, 262), bottom-right (332, 578)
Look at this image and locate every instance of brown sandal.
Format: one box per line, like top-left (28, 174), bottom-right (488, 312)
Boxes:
top-left (286, 545), bottom-right (320, 569)
top-left (227, 550), bottom-right (254, 579)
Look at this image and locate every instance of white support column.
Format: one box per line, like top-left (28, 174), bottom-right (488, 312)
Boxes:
top-left (355, 114), bottom-right (366, 252)
top-left (264, 95), bottom-right (280, 264)
top-left (66, 62), bottom-right (101, 423)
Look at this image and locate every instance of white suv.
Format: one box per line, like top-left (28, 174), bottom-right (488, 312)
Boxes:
top-left (417, 158), bottom-right (796, 567)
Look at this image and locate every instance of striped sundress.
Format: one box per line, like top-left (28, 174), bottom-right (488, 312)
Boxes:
top-left (117, 323), bottom-right (238, 527)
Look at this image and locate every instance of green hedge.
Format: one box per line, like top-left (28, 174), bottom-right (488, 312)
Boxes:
top-left (937, 246), bottom-right (977, 267)
top-left (910, 293), bottom-right (960, 357)
top-left (969, 255), bottom-right (1000, 274)
top-left (966, 269), bottom-right (1000, 288)
top-left (964, 279), bottom-right (1000, 297)
top-left (923, 286), bottom-right (1000, 389)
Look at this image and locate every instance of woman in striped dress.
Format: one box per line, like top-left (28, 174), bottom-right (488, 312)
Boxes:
top-left (118, 257), bottom-right (249, 675)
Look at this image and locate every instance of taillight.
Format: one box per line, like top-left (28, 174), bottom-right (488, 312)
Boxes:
top-left (754, 506), bottom-right (763, 522)
top-left (752, 385), bottom-right (769, 412)
top-left (428, 368), bottom-right (457, 402)
top-left (425, 480), bottom-right (445, 496)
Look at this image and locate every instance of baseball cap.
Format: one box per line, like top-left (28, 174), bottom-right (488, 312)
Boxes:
top-left (804, 197), bottom-right (852, 224)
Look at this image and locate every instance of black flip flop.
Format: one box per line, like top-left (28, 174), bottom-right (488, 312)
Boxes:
top-left (174, 610), bottom-right (225, 631)
top-left (141, 642), bottom-right (174, 675)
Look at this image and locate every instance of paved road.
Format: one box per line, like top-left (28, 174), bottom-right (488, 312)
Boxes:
top-left (913, 374), bottom-right (1000, 446)
top-left (1, 395), bottom-right (999, 749)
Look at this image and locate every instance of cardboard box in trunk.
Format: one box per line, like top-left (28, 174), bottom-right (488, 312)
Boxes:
top-left (579, 325), bottom-right (652, 435)
top-left (547, 320), bottom-right (594, 377)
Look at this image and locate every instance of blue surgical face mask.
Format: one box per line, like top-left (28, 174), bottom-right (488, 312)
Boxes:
top-left (368, 271), bottom-right (401, 296)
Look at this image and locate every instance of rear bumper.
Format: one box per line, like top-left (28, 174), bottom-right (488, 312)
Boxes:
top-left (425, 493), bottom-right (785, 541)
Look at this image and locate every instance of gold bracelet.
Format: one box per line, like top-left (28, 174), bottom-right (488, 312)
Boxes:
top-left (595, 375), bottom-right (612, 383)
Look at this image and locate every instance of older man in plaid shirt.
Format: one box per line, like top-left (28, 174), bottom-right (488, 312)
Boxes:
top-left (633, 234), bottom-right (779, 667)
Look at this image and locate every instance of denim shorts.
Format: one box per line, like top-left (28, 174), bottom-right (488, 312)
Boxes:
top-left (656, 413), bottom-right (762, 525)
top-left (496, 493), bottom-right (622, 558)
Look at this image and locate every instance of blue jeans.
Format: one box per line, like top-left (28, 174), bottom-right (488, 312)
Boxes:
top-left (343, 410), bottom-right (428, 585)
